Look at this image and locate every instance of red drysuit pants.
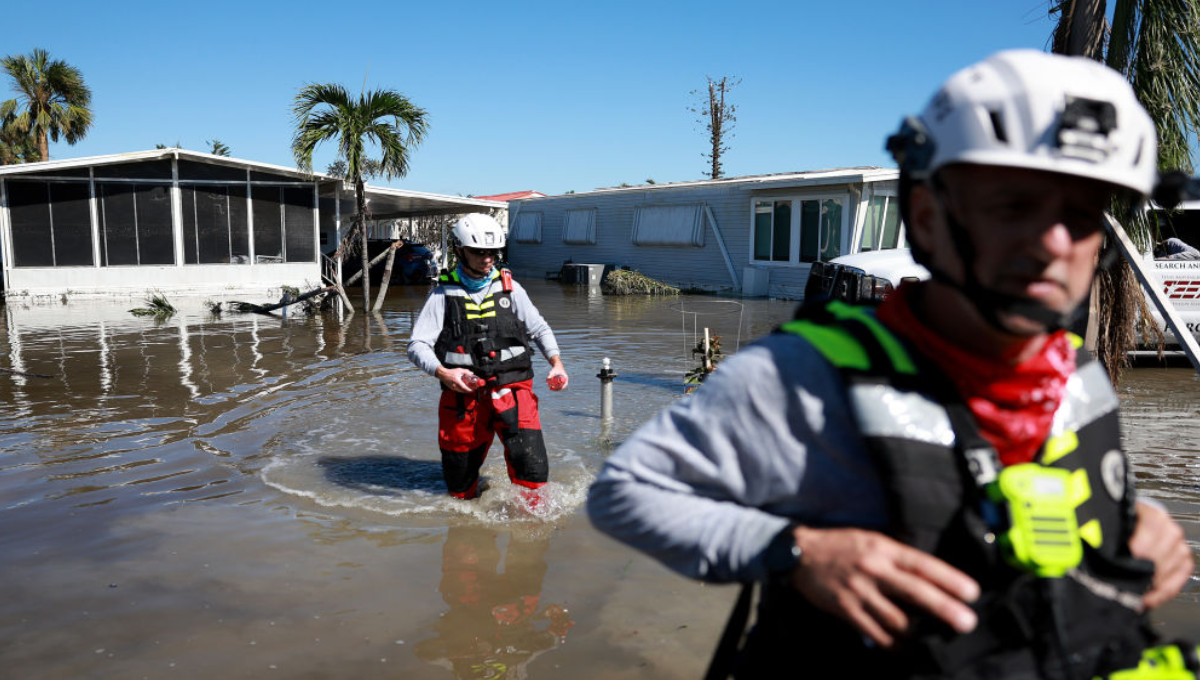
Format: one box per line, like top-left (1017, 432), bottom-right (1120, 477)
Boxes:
top-left (438, 379), bottom-right (548, 499)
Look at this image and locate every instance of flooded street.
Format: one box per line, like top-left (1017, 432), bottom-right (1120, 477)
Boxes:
top-left (1, 281), bottom-right (1198, 679)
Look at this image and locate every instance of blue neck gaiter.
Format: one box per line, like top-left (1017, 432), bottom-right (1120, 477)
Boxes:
top-left (457, 265), bottom-right (495, 292)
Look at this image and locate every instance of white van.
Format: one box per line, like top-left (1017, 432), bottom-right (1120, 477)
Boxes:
top-left (804, 202), bottom-right (1200, 345)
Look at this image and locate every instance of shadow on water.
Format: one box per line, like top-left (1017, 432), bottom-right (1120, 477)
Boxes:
top-left (612, 371), bottom-right (686, 391)
top-left (318, 456), bottom-right (444, 495)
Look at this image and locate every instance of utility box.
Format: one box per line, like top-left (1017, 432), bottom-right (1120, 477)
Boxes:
top-left (742, 267), bottom-right (770, 297)
top-left (563, 263), bottom-right (605, 286)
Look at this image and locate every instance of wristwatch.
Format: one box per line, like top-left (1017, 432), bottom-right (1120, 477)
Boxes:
top-left (763, 523), bottom-right (803, 575)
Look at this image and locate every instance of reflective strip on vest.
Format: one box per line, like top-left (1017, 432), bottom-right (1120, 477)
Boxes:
top-left (849, 383), bottom-right (956, 447)
top-left (466, 311), bottom-right (497, 320)
top-left (1051, 361), bottom-right (1120, 437)
top-left (444, 351), bottom-right (474, 367)
top-left (500, 346), bottom-right (526, 361)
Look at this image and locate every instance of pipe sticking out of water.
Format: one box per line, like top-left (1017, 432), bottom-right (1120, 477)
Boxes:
top-left (598, 357), bottom-right (617, 423)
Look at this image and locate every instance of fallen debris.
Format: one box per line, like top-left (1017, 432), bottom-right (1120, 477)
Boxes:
top-left (129, 293), bottom-right (177, 319)
top-left (602, 270), bottom-right (680, 296)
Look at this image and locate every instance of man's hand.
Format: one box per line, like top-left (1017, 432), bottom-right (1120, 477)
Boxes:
top-left (790, 526), bottom-right (980, 648)
top-left (1130, 501), bottom-right (1194, 609)
top-left (546, 355), bottom-right (568, 391)
top-left (436, 366), bottom-right (481, 393)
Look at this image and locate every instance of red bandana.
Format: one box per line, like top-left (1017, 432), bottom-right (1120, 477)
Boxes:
top-left (875, 284), bottom-right (1075, 466)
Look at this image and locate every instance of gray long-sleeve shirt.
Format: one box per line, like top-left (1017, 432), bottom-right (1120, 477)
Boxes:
top-left (587, 332), bottom-right (887, 583)
top-left (407, 275), bottom-right (561, 377)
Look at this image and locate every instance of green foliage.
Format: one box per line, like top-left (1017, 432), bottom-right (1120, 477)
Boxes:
top-left (0, 48), bottom-right (92, 161)
top-left (129, 293), bottom-right (177, 319)
top-left (0, 123), bottom-right (38, 164)
top-left (206, 139), bottom-right (231, 157)
top-left (291, 83), bottom-right (429, 182)
top-left (602, 269), bottom-right (680, 296)
top-left (325, 157), bottom-right (383, 179)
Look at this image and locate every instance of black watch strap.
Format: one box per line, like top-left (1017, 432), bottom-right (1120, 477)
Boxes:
top-left (763, 522), bottom-right (802, 575)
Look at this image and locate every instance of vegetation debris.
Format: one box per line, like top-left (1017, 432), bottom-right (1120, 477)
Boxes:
top-left (602, 270), bottom-right (679, 296)
top-left (129, 293), bottom-right (177, 319)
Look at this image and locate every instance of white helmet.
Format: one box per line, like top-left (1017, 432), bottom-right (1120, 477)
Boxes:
top-left (451, 213), bottom-right (506, 250)
top-left (888, 49), bottom-right (1157, 197)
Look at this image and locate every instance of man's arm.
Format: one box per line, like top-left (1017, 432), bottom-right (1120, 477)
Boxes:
top-left (508, 281), bottom-right (560, 362)
top-left (509, 281), bottom-right (567, 387)
top-left (406, 288), bottom-right (477, 393)
top-left (588, 334), bottom-right (980, 647)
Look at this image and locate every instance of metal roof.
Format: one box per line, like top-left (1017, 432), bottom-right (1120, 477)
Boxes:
top-left (0, 148), bottom-right (505, 217)
top-left (517, 166), bottom-right (898, 201)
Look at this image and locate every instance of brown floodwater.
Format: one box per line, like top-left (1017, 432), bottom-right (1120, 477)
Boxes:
top-left (0, 281), bottom-right (1197, 680)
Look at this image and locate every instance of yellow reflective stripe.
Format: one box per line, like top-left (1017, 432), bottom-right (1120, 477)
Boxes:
top-left (825, 301), bottom-right (917, 375)
top-left (478, 299), bottom-right (495, 310)
top-left (1041, 430), bottom-right (1079, 465)
top-left (465, 311), bottom-right (497, 320)
top-left (779, 319), bottom-right (871, 371)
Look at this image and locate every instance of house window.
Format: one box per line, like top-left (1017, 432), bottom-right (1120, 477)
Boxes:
top-left (562, 208), bottom-right (596, 245)
top-left (182, 184), bottom-right (251, 264)
top-left (632, 204), bottom-right (704, 247)
top-left (511, 212), bottom-right (542, 244)
top-left (251, 186), bottom-right (315, 263)
top-left (6, 180), bottom-right (93, 267)
top-left (98, 182), bottom-right (175, 266)
top-left (858, 194), bottom-right (902, 252)
top-left (752, 196), bottom-right (845, 264)
top-left (753, 201), bottom-right (790, 261)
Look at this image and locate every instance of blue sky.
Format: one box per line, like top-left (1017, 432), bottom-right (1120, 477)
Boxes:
top-left (6, 1), bottom-right (1069, 196)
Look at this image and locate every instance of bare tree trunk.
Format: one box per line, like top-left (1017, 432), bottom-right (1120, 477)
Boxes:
top-left (372, 242), bottom-right (400, 312)
top-left (356, 177), bottom-right (370, 311)
top-left (709, 81), bottom-right (722, 179)
top-left (38, 130), bottom-right (48, 162)
top-left (344, 240), bottom-right (402, 286)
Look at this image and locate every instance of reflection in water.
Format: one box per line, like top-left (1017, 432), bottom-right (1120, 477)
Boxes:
top-left (415, 526), bottom-right (574, 679)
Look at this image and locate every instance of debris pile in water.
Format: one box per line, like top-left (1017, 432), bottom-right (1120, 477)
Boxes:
top-left (129, 293), bottom-right (177, 319)
top-left (602, 269), bottom-right (679, 296)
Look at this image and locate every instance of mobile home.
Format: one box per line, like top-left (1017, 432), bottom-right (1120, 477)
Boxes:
top-left (504, 167), bottom-right (901, 299)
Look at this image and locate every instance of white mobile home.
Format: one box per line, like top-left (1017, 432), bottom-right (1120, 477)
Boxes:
top-left (505, 167), bottom-right (903, 299)
top-left (0, 149), bottom-right (503, 300)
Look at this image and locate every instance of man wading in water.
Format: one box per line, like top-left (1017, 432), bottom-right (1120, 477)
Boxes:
top-left (408, 213), bottom-right (568, 501)
top-left (588, 50), bottom-right (1194, 679)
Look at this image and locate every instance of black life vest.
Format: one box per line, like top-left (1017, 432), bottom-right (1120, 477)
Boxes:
top-left (741, 301), bottom-right (1155, 680)
top-left (433, 268), bottom-right (535, 386)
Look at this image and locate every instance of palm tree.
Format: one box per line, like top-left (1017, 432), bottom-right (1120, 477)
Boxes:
top-left (292, 84), bottom-right (428, 311)
top-left (1050, 0), bottom-right (1200, 381)
top-left (0, 48), bottom-right (92, 162)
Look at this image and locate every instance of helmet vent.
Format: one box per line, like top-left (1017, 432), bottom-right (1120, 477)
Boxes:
top-left (987, 109), bottom-right (1009, 144)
